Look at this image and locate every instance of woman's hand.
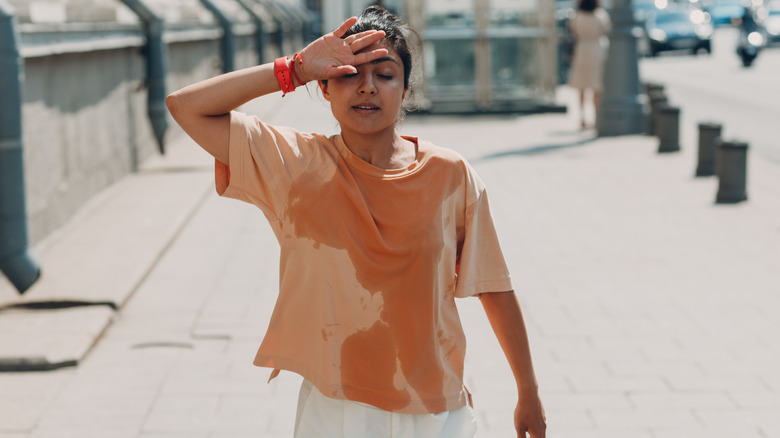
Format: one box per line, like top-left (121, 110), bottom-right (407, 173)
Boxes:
top-left (296, 17), bottom-right (389, 83)
top-left (479, 291), bottom-right (546, 437)
top-left (515, 391), bottom-right (546, 437)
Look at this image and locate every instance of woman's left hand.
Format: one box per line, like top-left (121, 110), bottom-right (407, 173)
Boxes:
top-left (515, 392), bottom-right (546, 437)
top-left (295, 17), bottom-right (389, 84)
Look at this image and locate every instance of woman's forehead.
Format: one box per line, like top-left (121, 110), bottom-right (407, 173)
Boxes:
top-left (360, 40), bottom-right (401, 63)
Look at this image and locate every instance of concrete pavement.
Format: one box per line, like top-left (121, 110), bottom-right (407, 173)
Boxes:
top-left (1, 86), bottom-right (779, 437)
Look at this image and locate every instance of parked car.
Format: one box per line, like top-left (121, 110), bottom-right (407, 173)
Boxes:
top-left (761, 0), bottom-right (780, 43)
top-left (634, 0), bottom-right (661, 23)
top-left (645, 7), bottom-right (714, 55)
top-left (704, 0), bottom-right (745, 26)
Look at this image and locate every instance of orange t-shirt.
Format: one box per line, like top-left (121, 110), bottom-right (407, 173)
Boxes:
top-left (216, 111), bottom-right (513, 414)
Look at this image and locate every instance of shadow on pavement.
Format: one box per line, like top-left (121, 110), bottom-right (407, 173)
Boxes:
top-left (472, 134), bottom-right (598, 163)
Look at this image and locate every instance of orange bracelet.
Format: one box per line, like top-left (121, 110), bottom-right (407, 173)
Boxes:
top-left (274, 56), bottom-right (295, 96)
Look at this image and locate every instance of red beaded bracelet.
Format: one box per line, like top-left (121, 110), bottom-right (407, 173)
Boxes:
top-left (292, 53), bottom-right (305, 87)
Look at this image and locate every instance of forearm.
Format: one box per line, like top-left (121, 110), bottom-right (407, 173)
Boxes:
top-left (479, 290), bottom-right (539, 394)
top-left (166, 63), bottom-right (282, 118)
top-left (164, 19), bottom-right (386, 164)
top-left (166, 62), bottom-right (300, 163)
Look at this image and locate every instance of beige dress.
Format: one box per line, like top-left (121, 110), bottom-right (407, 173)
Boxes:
top-left (568, 8), bottom-right (611, 91)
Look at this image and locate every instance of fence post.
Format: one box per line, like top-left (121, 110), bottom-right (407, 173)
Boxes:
top-left (0, 0), bottom-right (41, 294)
top-left (119, 0), bottom-right (169, 154)
top-left (235, 0), bottom-right (267, 64)
top-left (199, 0), bottom-right (235, 73)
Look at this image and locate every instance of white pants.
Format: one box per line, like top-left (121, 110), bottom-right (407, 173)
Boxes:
top-left (293, 380), bottom-right (478, 438)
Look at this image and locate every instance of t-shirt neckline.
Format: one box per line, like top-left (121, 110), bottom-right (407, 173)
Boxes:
top-left (333, 135), bottom-right (429, 180)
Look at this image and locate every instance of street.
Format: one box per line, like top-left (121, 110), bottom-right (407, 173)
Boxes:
top-left (640, 27), bottom-right (780, 163)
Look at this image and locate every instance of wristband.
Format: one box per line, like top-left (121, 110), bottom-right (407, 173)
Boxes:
top-left (274, 56), bottom-right (295, 96)
top-left (292, 53), bottom-right (305, 87)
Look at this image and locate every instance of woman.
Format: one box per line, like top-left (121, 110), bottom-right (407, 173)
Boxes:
top-left (166, 6), bottom-right (545, 438)
top-left (568, 0), bottom-right (611, 129)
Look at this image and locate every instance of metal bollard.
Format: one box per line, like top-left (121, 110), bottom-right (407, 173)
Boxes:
top-left (716, 140), bottom-right (748, 204)
top-left (644, 82), bottom-right (665, 96)
top-left (695, 122), bottom-right (722, 177)
top-left (648, 91), bottom-right (668, 136)
top-left (656, 105), bottom-right (680, 153)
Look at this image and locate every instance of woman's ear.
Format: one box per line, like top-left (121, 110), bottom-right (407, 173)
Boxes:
top-left (319, 80), bottom-right (330, 101)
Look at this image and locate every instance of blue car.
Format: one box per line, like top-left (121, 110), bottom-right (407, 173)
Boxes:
top-left (645, 7), bottom-right (714, 56)
top-left (705, 0), bottom-right (746, 26)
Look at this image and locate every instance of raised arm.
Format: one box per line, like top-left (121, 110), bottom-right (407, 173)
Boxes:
top-left (480, 290), bottom-right (546, 437)
top-left (165, 17), bottom-right (388, 165)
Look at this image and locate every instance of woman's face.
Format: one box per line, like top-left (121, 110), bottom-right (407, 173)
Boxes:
top-left (319, 41), bottom-right (407, 138)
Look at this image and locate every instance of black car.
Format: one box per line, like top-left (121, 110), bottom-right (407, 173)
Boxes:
top-left (645, 7), bottom-right (714, 56)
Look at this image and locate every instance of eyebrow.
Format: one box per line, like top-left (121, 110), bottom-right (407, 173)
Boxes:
top-left (370, 56), bottom-right (400, 66)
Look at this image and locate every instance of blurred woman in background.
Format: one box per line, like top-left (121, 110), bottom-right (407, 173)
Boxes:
top-left (568, 0), bottom-right (611, 129)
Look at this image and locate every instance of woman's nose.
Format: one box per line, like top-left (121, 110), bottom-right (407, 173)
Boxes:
top-left (358, 78), bottom-right (377, 95)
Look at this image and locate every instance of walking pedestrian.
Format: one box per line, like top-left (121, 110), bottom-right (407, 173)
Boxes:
top-left (568, 0), bottom-right (611, 129)
top-left (166, 6), bottom-right (545, 437)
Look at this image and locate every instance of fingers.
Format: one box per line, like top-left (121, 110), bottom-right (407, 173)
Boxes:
top-left (517, 426), bottom-right (545, 438)
top-left (333, 17), bottom-right (357, 37)
top-left (518, 420), bottom-right (546, 438)
top-left (348, 30), bottom-right (386, 52)
top-left (331, 65), bottom-right (358, 77)
top-left (352, 47), bottom-right (389, 65)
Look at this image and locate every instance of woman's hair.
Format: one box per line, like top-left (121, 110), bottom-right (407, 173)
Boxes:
top-left (578, 0), bottom-right (599, 12)
top-left (341, 5), bottom-right (417, 90)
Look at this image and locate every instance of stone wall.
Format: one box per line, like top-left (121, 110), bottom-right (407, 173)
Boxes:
top-left (7, 0), bottom-right (306, 245)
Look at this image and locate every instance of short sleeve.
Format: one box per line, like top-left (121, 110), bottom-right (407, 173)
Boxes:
top-left (453, 168), bottom-right (513, 298)
top-left (215, 111), bottom-right (308, 221)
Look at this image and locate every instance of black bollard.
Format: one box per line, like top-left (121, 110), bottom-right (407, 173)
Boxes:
top-left (695, 122), bottom-right (722, 177)
top-left (657, 105), bottom-right (680, 153)
top-left (644, 82), bottom-right (665, 96)
top-left (716, 140), bottom-right (748, 204)
top-left (648, 91), bottom-right (668, 136)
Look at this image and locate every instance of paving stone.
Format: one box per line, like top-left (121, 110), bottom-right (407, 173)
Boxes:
top-left (652, 428), bottom-right (765, 438)
top-left (0, 306), bottom-right (114, 371)
top-left (0, 399), bottom-right (47, 432)
top-left (590, 408), bottom-right (701, 430)
top-left (629, 393), bottom-right (737, 410)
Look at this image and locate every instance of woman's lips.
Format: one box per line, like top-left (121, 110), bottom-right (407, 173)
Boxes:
top-left (352, 104), bottom-right (380, 114)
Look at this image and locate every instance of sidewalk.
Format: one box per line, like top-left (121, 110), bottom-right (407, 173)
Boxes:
top-left (1, 86), bottom-right (779, 438)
